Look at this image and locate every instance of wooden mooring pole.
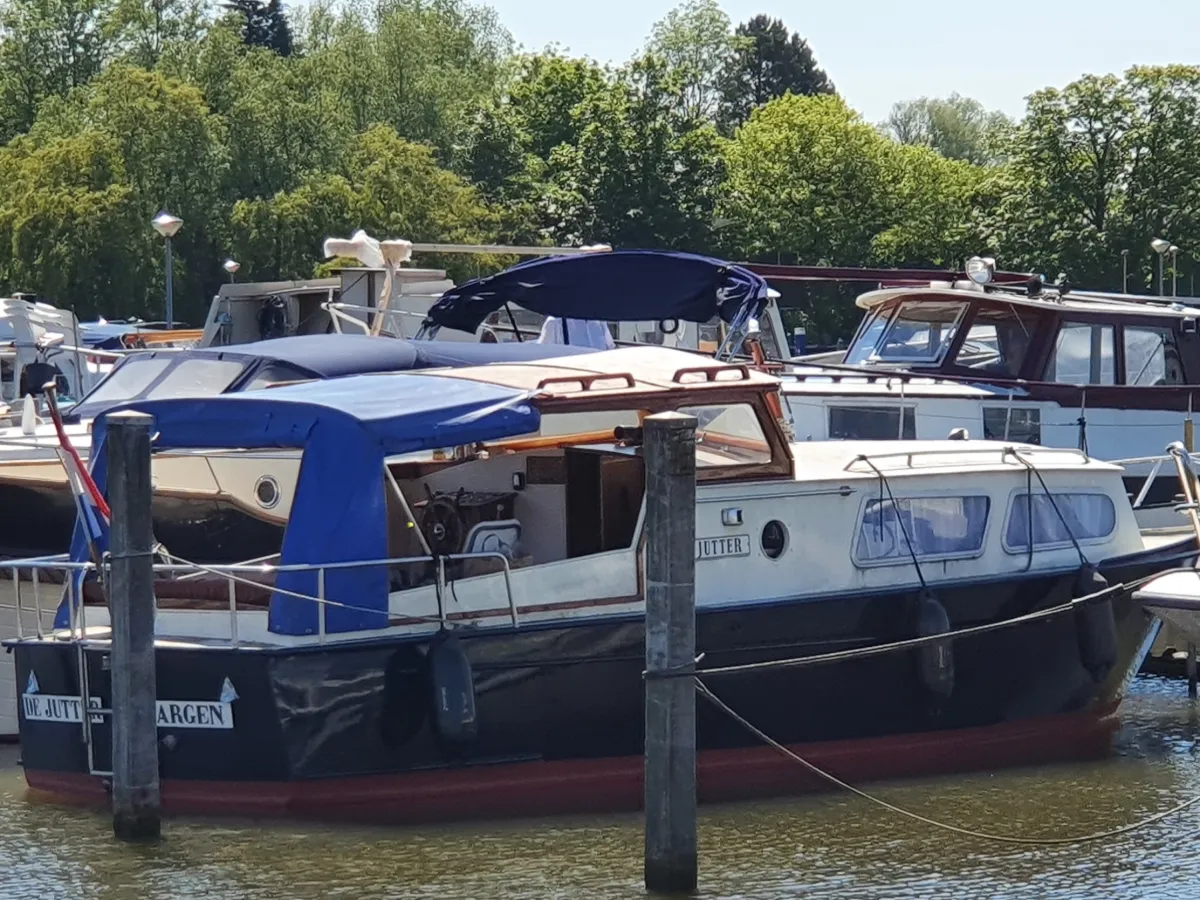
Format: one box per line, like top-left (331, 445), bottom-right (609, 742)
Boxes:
top-left (107, 411), bottom-right (161, 842)
top-left (643, 411), bottom-right (698, 894)
top-left (1188, 643), bottom-right (1198, 698)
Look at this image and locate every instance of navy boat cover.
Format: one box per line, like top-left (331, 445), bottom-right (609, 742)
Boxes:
top-left (67, 333), bottom-right (592, 420)
top-left (63, 372), bottom-right (541, 636)
top-left (424, 250), bottom-right (770, 335)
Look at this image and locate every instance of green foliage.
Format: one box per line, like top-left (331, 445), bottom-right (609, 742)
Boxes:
top-left (646, 0), bottom-right (734, 121)
top-left (0, 131), bottom-right (146, 314)
top-left (231, 124), bottom-right (493, 281)
top-left (1, 0), bottom-right (1199, 343)
top-left (979, 66), bottom-right (1200, 291)
top-left (0, 0), bottom-right (117, 140)
top-left (718, 14), bottom-right (833, 134)
top-left (884, 93), bottom-right (1011, 165)
top-left (222, 0), bottom-right (292, 56)
top-left (548, 54), bottom-right (724, 249)
top-left (721, 93), bottom-right (982, 338)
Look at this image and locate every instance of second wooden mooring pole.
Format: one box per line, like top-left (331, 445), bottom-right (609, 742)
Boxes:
top-left (107, 410), bottom-right (161, 842)
top-left (643, 411), bottom-right (698, 894)
top-left (1188, 643), bottom-right (1198, 698)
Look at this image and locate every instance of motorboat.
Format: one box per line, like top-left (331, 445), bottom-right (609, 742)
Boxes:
top-left (6, 346), bottom-right (1192, 817)
top-left (0, 334), bottom-right (598, 562)
top-left (772, 259), bottom-right (1200, 529)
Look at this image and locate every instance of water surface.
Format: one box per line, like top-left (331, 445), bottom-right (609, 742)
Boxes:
top-left (2, 676), bottom-right (1200, 899)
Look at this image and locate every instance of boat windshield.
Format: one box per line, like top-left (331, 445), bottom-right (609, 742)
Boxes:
top-left (948, 304), bottom-right (1044, 376)
top-left (69, 355), bottom-right (247, 418)
top-left (845, 300), bottom-right (968, 366)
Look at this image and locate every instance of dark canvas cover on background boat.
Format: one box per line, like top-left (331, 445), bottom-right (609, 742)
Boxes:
top-left (423, 250), bottom-right (771, 334)
top-left (59, 373), bottom-right (541, 635)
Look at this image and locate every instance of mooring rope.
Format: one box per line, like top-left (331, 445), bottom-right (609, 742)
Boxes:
top-left (696, 678), bottom-right (1200, 846)
top-left (691, 573), bottom-right (1158, 678)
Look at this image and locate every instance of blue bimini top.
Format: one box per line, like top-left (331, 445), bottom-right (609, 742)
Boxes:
top-left (64, 371), bottom-right (541, 636)
top-left (423, 250), bottom-right (770, 335)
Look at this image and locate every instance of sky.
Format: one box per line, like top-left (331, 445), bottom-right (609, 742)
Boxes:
top-left (484, 0), bottom-right (1199, 123)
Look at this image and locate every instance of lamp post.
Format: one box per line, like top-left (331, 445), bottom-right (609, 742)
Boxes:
top-left (222, 258), bottom-right (240, 283)
top-left (1121, 249), bottom-right (1129, 293)
top-left (151, 212), bottom-right (183, 328)
top-left (1170, 245), bottom-right (1180, 298)
top-left (1152, 238), bottom-right (1171, 297)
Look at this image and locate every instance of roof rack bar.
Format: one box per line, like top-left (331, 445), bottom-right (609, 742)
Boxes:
top-left (742, 264), bottom-right (1033, 284)
top-left (409, 242), bottom-right (611, 257)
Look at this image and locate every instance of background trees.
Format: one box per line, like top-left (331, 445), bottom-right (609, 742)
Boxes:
top-left (0, 0), bottom-right (1194, 338)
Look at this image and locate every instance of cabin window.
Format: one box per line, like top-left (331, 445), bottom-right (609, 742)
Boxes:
top-left (1124, 326), bottom-right (1182, 386)
top-left (828, 405), bottom-right (916, 440)
top-left (844, 309), bottom-right (889, 365)
top-left (1004, 492), bottom-right (1116, 551)
top-left (1046, 322), bottom-right (1114, 385)
top-left (848, 300), bottom-right (967, 365)
top-left (982, 407), bottom-right (1041, 444)
top-left (854, 496), bottom-right (990, 565)
top-left (679, 404), bottom-right (771, 467)
top-left (242, 363), bottom-right (313, 391)
top-left (538, 410), bottom-right (640, 438)
top-left (142, 358), bottom-right (246, 400)
top-left (952, 305), bottom-right (1044, 375)
top-left (72, 355), bottom-right (172, 410)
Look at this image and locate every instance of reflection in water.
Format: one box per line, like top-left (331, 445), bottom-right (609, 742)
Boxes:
top-left (2, 676), bottom-right (1200, 900)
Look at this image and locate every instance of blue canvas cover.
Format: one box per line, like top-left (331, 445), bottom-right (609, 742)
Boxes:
top-left (61, 373), bottom-right (540, 636)
top-left (66, 334), bottom-right (594, 421)
top-left (424, 250), bottom-right (770, 335)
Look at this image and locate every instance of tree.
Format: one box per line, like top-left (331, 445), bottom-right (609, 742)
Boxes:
top-left (645, 0), bottom-right (733, 121)
top-left (720, 93), bottom-right (980, 339)
top-left (0, 0), bottom-right (117, 140)
top-left (221, 0), bottom-right (293, 56)
top-left (2, 65), bottom-right (231, 319)
top-left (547, 54), bottom-right (724, 249)
top-left (504, 54), bottom-right (607, 159)
top-left (230, 124), bottom-right (494, 280)
top-left (455, 53), bottom-right (608, 242)
top-left (977, 66), bottom-right (1200, 291)
top-left (885, 93), bottom-right (1011, 165)
top-left (717, 15), bottom-right (833, 134)
top-left (0, 131), bottom-right (147, 315)
top-left (111, 0), bottom-right (209, 68)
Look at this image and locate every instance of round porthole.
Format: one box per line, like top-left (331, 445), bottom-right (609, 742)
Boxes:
top-left (254, 475), bottom-right (280, 510)
top-left (761, 520), bottom-right (788, 560)
top-left (659, 318), bottom-right (680, 335)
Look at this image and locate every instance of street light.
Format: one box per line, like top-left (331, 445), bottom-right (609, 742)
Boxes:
top-left (1121, 249), bottom-right (1129, 293)
top-left (1170, 245), bottom-right (1180, 298)
top-left (222, 258), bottom-right (240, 283)
top-left (1152, 238), bottom-right (1171, 296)
top-left (151, 212), bottom-right (183, 328)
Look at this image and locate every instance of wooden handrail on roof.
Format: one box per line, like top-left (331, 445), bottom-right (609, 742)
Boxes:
top-left (535, 372), bottom-right (637, 392)
top-left (671, 364), bottom-right (750, 384)
top-left (120, 329), bottom-right (205, 348)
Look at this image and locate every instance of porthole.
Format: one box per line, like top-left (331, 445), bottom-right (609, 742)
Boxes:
top-left (254, 475), bottom-right (280, 509)
top-left (761, 520), bottom-right (787, 560)
top-left (659, 318), bottom-right (680, 335)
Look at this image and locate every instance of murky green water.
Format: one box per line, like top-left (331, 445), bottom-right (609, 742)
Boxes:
top-left (3, 676), bottom-right (1200, 899)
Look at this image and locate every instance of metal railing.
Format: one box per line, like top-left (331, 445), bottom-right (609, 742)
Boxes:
top-left (322, 301), bottom-right (432, 337)
top-left (6, 549), bottom-right (521, 650)
top-left (842, 444), bottom-right (1090, 473)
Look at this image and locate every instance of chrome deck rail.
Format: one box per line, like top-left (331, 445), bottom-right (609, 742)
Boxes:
top-left (842, 444), bottom-right (1090, 473)
top-left (4, 548), bottom-right (522, 648)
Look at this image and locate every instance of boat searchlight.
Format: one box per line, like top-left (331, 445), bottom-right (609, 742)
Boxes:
top-left (965, 256), bottom-right (996, 286)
